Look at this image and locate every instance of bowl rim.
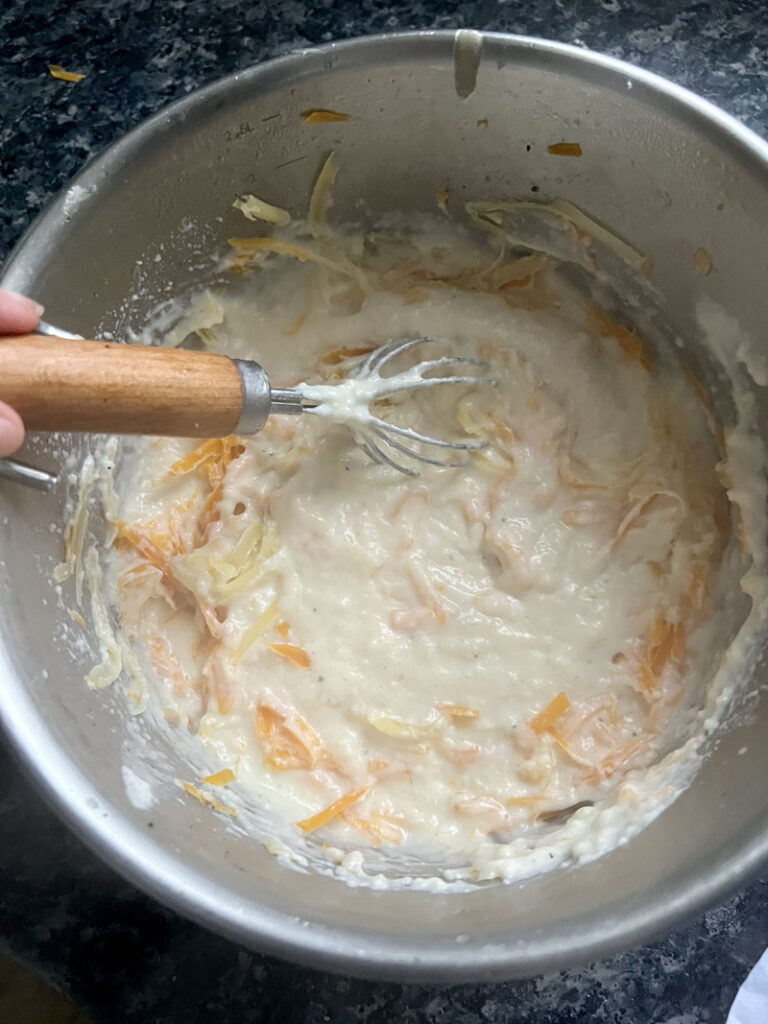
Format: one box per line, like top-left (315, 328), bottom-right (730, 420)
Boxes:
top-left (3, 28), bottom-right (768, 982)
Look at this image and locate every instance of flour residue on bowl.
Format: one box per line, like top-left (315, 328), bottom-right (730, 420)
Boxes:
top-left (60, 167), bottom-right (768, 890)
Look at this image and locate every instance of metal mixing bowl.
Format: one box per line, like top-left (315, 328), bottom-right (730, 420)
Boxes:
top-left (2, 32), bottom-right (768, 982)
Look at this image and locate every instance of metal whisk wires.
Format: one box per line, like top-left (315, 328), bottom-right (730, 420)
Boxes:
top-left (271, 336), bottom-right (497, 475)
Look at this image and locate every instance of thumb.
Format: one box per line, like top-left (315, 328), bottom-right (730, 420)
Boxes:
top-left (0, 289), bottom-right (44, 334)
top-left (0, 403), bottom-right (25, 457)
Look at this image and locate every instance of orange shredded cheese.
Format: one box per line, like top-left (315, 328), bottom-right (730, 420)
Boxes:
top-left (302, 108), bottom-right (350, 123)
top-left (611, 492), bottom-right (683, 552)
top-left (500, 273), bottom-right (532, 290)
top-left (265, 642), bottom-right (311, 669)
top-left (168, 438), bottom-right (226, 477)
top-left (684, 367), bottom-right (712, 411)
top-left (226, 238), bottom-right (361, 282)
top-left (547, 142), bottom-right (582, 157)
top-left (114, 520), bottom-right (182, 570)
top-left (671, 622), bottom-right (687, 663)
top-left (167, 436), bottom-right (244, 482)
top-left (202, 654), bottom-right (235, 715)
top-left (320, 344), bottom-right (378, 365)
top-left (229, 236), bottom-right (304, 252)
top-left (342, 811), bottom-right (404, 846)
top-left (296, 786), bottom-right (367, 833)
top-left (254, 701), bottom-right (333, 771)
top-left (588, 738), bottom-right (648, 784)
top-left (689, 565), bottom-right (707, 610)
top-left (276, 620), bottom-right (291, 639)
top-left (201, 768), bottom-right (236, 787)
top-left (529, 692), bottom-right (571, 734)
top-left (590, 305), bottom-right (652, 372)
top-left (284, 308), bottom-right (310, 336)
top-left (182, 781), bottom-right (237, 816)
top-left (550, 727), bottom-right (598, 769)
top-left (48, 64), bottom-right (85, 83)
top-left (166, 437), bottom-right (244, 546)
top-left (639, 654), bottom-right (665, 696)
top-left (635, 615), bottom-right (687, 696)
top-left (228, 261), bottom-right (252, 276)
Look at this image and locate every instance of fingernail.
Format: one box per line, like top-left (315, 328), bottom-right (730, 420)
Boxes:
top-left (0, 289), bottom-right (45, 332)
top-left (0, 289), bottom-right (44, 316)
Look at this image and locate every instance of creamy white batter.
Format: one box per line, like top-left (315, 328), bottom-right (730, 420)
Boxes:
top-left (97, 210), bottom-right (748, 885)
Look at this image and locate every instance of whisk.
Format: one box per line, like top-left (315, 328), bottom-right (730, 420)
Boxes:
top-left (0, 327), bottom-right (494, 488)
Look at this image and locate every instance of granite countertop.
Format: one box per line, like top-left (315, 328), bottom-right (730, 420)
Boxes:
top-left (3, 0), bottom-right (768, 1020)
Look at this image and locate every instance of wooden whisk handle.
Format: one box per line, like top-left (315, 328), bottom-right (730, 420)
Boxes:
top-left (0, 335), bottom-right (249, 437)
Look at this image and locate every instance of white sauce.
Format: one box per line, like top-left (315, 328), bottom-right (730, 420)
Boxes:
top-left (92, 224), bottom-right (764, 887)
top-left (122, 765), bottom-right (156, 810)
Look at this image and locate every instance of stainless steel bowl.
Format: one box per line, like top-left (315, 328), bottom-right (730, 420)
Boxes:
top-left (2, 31), bottom-right (768, 982)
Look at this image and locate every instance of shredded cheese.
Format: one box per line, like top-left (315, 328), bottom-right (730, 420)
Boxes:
top-left (233, 194), bottom-right (291, 226)
top-left (232, 602), bottom-right (280, 664)
top-left (437, 704), bottom-right (480, 718)
top-left (529, 692), bottom-right (571, 735)
top-left (254, 701), bottom-right (334, 771)
top-left (302, 109), bottom-right (350, 123)
top-left (308, 150), bottom-right (340, 238)
top-left (265, 642), bottom-right (311, 669)
top-left (547, 142), bottom-right (582, 157)
top-left (84, 547), bottom-right (122, 690)
top-left (296, 786), bottom-right (368, 833)
top-left (48, 64), bottom-right (85, 82)
top-left (201, 768), bottom-right (236, 786)
top-left (181, 781), bottom-right (237, 816)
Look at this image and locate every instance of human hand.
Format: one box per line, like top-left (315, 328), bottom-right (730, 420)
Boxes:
top-left (0, 289), bottom-right (44, 457)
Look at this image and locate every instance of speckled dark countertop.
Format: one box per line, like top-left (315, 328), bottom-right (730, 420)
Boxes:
top-left (3, 1), bottom-right (768, 1021)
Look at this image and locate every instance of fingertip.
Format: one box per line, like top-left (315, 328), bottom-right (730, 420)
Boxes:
top-left (0, 403), bottom-right (25, 457)
top-left (0, 289), bottom-right (44, 334)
